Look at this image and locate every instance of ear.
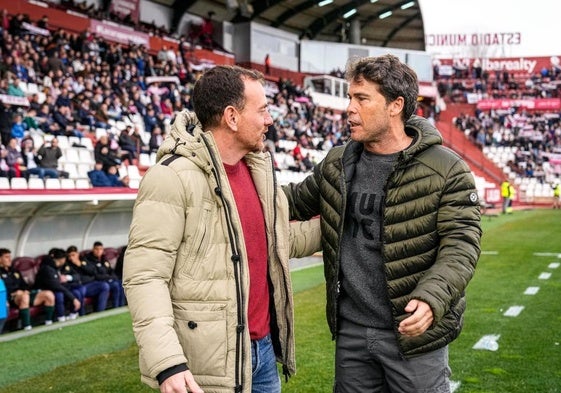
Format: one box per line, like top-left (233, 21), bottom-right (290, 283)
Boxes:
top-left (389, 97), bottom-right (404, 118)
top-left (224, 106), bottom-right (239, 131)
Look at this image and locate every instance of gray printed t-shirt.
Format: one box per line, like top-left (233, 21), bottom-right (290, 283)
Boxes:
top-left (339, 149), bottom-right (398, 329)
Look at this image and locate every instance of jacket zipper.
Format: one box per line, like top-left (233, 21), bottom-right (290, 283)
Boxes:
top-left (268, 155), bottom-right (292, 380)
top-left (201, 134), bottom-right (246, 392)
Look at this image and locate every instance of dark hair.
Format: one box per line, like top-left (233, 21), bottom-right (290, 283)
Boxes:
top-left (192, 65), bottom-right (265, 129)
top-left (345, 54), bottom-right (418, 122)
top-left (93, 241), bottom-right (103, 247)
top-left (49, 247), bottom-right (67, 259)
top-left (66, 245), bottom-right (78, 254)
top-left (0, 248), bottom-right (11, 257)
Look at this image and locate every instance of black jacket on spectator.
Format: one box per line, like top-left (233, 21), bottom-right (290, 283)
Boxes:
top-left (60, 261), bottom-right (83, 289)
top-left (71, 257), bottom-right (97, 284)
top-left (84, 252), bottom-right (118, 282)
top-left (36, 143), bottom-right (62, 169)
top-left (0, 266), bottom-right (29, 295)
top-left (34, 257), bottom-right (76, 301)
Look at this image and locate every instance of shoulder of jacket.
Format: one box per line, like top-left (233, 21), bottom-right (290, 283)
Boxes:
top-left (415, 145), bottom-right (469, 176)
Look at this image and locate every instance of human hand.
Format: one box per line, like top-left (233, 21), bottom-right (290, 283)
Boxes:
top-left (159, 370), bottom-right (203, 393)
top-left (73, 298), bottom-right (81, 311)
top-left (398, 299), bottom-right (433, 337)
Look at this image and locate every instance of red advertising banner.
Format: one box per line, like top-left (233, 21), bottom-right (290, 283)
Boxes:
top-left (476, 98), bottom-right (561, 111)
top-left (485, 188), bottom-right (501, 204)
top-left (435, 56), bottom-right (560, 77)
top-left (109, 0), bottom-right (140, 24)
top-left (89, 20), bottom-right (149, 47)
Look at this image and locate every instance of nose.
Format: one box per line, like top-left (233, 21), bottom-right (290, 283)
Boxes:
top-left (265, 110), bottom-right (273, 126)
top-left (346, 99), bottom-right (356, 115)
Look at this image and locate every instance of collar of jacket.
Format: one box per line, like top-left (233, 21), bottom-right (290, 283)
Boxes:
top-left (339, 115), bottom-right (443, 182)
top-left (401, 115), bottom-right (443, 161)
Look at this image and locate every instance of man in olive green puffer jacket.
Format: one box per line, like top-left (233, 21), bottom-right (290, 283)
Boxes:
top-left (283, 54), bottom-right (482, 393)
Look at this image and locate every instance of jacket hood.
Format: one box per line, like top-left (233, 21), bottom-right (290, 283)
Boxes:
top-left (156, 110), bottom-right (214, 171)
top-left (402, 115), bottom-right (443, 160)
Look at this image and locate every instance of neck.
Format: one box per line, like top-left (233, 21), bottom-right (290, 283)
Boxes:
top-left (364, 125), bottom-right (413, 155)
top-left (213, 129), bottom-right (245, 166)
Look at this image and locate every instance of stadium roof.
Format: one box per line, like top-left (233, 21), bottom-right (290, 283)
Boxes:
top-left (162, 0), bottom-right (425, 51)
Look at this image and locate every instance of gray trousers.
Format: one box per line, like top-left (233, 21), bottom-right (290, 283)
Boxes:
top-left (334, 319), bottom-right (451, 393)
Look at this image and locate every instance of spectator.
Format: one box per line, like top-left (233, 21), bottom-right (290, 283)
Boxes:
top-left (66, 246), bottom-right (110, 315)
top-left (148, 125), bottom-right (164, 153)
top-left (88, 161), bottom-right (124, 187)
top-left (52, 104), bottom-right (84, 138)
top-left (7, 77), bottom-right (25, 97)
top-left (34, 248), bottom-right (81, 323)
top-left (0, 143), bottom-right (16, 179)
top-left (84, 241), bottom-right (125, 308)
top-left (94, 134), bottom-right (121, 171)
top-left (106, 165), bottom-right (126, 186)
top-left (10, 113), bottom-right (26, 142)
top-left (88, 161), bottom-right (111, 187)
top-left (5, 137), bottom-right (25, 177)
top-left (21, 137), bottom-right (59, 179)
top-left (143, 105), bottom-right (159, 133)
top-left (36, 138), bottom-right (67, 178)
top-left (264, 53), bottom-right (271, 75)
top-left (118, 125), bottom-right (138, 165)
top-left (0, 248), bottom-right (56, 330)
top-left (0, 101), bottom-right (13, 146)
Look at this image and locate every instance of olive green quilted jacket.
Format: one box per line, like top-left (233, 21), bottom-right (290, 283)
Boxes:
top-left (283, 115), bottom-right (482, 357)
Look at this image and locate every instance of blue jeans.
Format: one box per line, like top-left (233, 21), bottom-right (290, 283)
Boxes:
top-left (107, 279), bottom-right (125, 307)
top-left (27, 167), bottom-right (59, 179)
top-left (251, 334), bottom-right (280, 393)
top-left (83, 281), bottom-right (110, 314)
top-left (54, 286), bottom-right (83, 318)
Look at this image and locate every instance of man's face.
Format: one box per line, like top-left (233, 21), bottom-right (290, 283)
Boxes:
top-left (235, 79), bottom-right (273, 153)
top-left (346, 77), bottom-right (397, 149)
top-left (93, 245), bottom-right (104, 258)
top-left (67, 251), bottom-right (79, 262)
top-left (0, 253), bottom-right (12, 269)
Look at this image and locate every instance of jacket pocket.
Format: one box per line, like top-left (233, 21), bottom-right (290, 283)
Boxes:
top-left (183, 201), bottom-right (213, 278)
top-left (173, 304), bottom-right (228, 377)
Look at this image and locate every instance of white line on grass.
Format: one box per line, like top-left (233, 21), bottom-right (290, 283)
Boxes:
top-left (473, 334), bottom-right (500, 351)
top-left (539, 272), bottom-right (552, 279)
top-left (481, 251), bottom-right (499, 255)
top-left (450, 380), bottom-right (461, 392)
top-left (503, 305), bottom-right (524, 317)
top-left (524, 286), bottom-right (540, 295)
top-left (533, 252), bottom-right (561, 257)
top-left (548, 262), bottom-right (560, 269)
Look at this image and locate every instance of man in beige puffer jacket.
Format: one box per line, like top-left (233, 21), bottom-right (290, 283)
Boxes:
top-left (123, 65), bottom-right (321, 393)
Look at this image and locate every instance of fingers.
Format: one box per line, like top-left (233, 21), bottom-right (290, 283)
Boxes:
top-left (398, 300), bottom-right (434, 337)
top-left (185, 370), bottom-right (204, 393)
top-left (159, 371), bottom-right (204, 393)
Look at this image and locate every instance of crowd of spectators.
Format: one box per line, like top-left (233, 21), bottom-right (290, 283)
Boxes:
top-left (454, 109), bottom-right (561, 184)
top-left (0, 6), bottom-right (354, 191)
top-left (0, 7), bottom-right (202, 187)
top-left (431, 60), bottom-right (561, 187)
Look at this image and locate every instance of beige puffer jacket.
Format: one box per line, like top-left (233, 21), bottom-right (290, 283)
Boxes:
top-left (123, 110), bottom-right (321, 392)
